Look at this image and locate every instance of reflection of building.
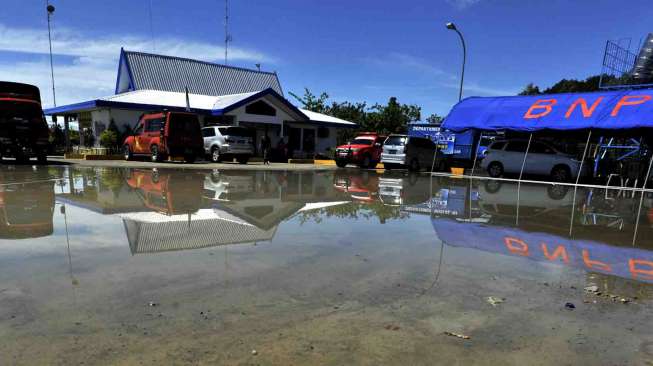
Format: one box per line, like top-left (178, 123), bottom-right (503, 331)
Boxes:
top-left (121, 209), bottom-right (276, 254)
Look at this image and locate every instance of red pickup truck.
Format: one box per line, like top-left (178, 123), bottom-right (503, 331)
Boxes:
top-left (123, 111), bottom-right (204, 163)
top-left (334, 132), bottom-right (386, 169)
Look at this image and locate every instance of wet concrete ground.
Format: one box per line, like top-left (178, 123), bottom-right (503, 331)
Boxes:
top-left (0, 165), bottom-right (651, 365)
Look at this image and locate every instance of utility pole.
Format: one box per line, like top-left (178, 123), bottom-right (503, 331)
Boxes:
top-left (224, 0), bottom-right (231, 65)
top-left (149, 0), bottom-right (156, 51)
top-left (47, 1), bottom-right (56, 107)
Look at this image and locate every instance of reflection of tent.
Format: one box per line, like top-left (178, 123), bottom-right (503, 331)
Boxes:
top-left (432, 218), bottom-right (653, 284)
top-left (121, 208), bottom-right (276, 254)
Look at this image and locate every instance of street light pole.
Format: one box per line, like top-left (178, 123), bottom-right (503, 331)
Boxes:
top-left (47, 2), bottom-right (56, 107)
top-left (446, 22), bottom-right (466, 101)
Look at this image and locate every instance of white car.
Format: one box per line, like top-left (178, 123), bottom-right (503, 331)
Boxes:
top-left (480, 139), bottom-right (586, 182)
top-left (202, 126), bottom-right (254, 164)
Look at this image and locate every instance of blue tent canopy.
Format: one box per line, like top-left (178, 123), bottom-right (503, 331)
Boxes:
top-left (442, 88), bottom-right (653, 132)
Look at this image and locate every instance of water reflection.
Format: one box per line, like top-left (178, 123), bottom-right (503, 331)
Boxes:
top-left (0, 166), bottom-right (55, 239)
top-left (427, 177), bottom-right (653, 284)
top-left (1, 166), bottom-right (653, 363)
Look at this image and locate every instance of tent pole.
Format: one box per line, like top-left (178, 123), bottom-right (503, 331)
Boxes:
top-left (470, 131), bottom-right (483, 178)
top-left (430, 136), bottom-right (440, 174)
top-left (468, 131), bottom-right (483, 220)
top-left (516, 133), bottom-right (533, 226)
top-left (569, 130), bottom-right (592, 237)
top-left (631, 151), bottom-right (653, 246)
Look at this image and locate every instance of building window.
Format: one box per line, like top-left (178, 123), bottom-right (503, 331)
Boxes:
top-left (317, 127), bottom-right (330, 138)
top-left (245, 100), bottom-right (276, 116)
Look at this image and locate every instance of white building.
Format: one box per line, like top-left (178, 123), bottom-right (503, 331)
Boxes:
top-left (44, 49), bottom-right (356, 158)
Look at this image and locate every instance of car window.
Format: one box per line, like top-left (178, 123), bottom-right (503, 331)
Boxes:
top-left (505, 141), bottom-right (528, 152)
top-left (133, 123), bottom-right (143, 134)
top-left (385, 136), bottom-right (407, 146)
top-left (350, 138), bottom-right (374, 145)
top-left (530, 142), bottom-right (555, 154)
top-left (218, 127), bottom-right (249, 137)
top-left (489, 141), bottom-right (506, 150)
top-left (202, 128), bottom-right (216, 137)
top-left (145, 118), bottom-right (165, 132)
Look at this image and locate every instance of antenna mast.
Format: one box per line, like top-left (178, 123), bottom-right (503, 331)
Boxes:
top-left (224, 0), bottom-right (230, 65)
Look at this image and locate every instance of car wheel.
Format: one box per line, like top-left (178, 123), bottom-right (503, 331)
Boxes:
top-left (408, 158), bottom-right (420, 172)
top-left (123, 145), bottom-right (132, 161)
top-left (151, 145), bottom-right (161, 162)
top-left (484, 180), bottom-right (502, 194)
top-left (335, 159), bottom-right (347, 168)
top-left (237, 155), bottom-right (249, 164)
top-left (487, 161), bottom-right (504, 178)
top-left (551, 165), bottom-right (571, 182)
top-left (547, 184), bottom-right (569, 200)
top-left (185, 154), bottom-right (196, 164)
top-left (210, 146), bottom-right (222, 163)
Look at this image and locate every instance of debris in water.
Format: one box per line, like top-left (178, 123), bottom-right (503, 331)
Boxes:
top-left (148, 301), bottom-right (158, 307)
top-left (565, 302), bottom-right (575, 310)
top-left (251, 350), bottom-right (258, 355)
top-left (620, 298), bottom-right (630, 304)
top-left (444, 331), bottom-right (470, 340)
top-left (584, 285), bottom-right (599, 293)
top-left (384, 324), bottom-right (400, 331)
top-left (486, 296), bottom-right (505, 306)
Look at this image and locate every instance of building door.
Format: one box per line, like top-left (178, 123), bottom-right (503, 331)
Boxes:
top-left (288, 127), bottom-right (301, 158)
top-left (303, 129), bottom-right (316, 156)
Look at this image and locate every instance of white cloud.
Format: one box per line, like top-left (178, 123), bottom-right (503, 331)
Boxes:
top-left (0, 23), bottom-right (273, 108)
top-left (446, 0), bottom-right (482, 10)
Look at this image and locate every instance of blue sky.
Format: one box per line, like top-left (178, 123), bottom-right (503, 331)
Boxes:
top-left (1, 0), bottom-right (653, 118)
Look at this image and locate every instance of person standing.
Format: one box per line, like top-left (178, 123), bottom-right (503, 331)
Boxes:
top-left (261, 134), bottom-right (271, 165)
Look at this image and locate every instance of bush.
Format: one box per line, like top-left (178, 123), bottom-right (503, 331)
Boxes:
top-left (99, 129), bottom-right (118, 148)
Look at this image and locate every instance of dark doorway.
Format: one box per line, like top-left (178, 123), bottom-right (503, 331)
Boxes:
top-left (288, 127), bottom-right (301, 158)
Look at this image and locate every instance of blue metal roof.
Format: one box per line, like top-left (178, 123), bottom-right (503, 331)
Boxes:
top-left (442, 88), bottom-right (653, 132)
top-left (116, 49), bottom-right (283, 96)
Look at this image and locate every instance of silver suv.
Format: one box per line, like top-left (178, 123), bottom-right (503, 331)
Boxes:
top-left (381, 135), bottom-right (436, 171)
top-left (202, 126), bottom-right (254, 164)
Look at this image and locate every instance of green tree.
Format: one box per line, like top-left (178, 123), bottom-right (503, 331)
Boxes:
top-left (289, 88), bottom-right (330, 114)
top-left (518, 83), bottom-right (541, 95)
top-left (425, 113), bottom-right (444, 125)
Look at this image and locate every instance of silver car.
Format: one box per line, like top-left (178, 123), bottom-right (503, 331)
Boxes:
top-left (381, 135), bottom-right (436, 171)
top-left (202, 126), bottom-right (254, 164)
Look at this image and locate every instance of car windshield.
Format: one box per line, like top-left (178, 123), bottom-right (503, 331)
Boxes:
top-left (349, 138), bottom-right (374, 146)
top-left (385, 136), bottom-right (407, 146)
top-left (218, 127), bottom-right (250, 137)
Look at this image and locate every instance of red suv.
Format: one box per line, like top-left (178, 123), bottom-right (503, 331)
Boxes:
top-left (123, 111), bottom-right (204, 163)
top-left (334, 132), bottom-right (386, 169)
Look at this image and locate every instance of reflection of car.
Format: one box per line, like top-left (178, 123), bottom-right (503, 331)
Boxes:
top-left (378, 174), bottom-right (430, 206)
top-left (381, 135), bottom-right (436, 171)
top-left (479, 180), bottom-right (576, 219)
top-left (480, 139), bottom-right (585, 182)
top-left (125, 169), bottom-right (203, 215)
top-left (0, 81), bottom-right (49, 163)
top-left (202, 126), bottom-right (253, 164)
top-left (335, 133), bottom-right (386, 169)
top-left (333, 171), bottom-right (379, 202)
top-left (123, 111), bottom-right (204, 163)
top-left (0, 169), bottom-right (54, 238)
top-left (203, 170), bottom-right (255, 201)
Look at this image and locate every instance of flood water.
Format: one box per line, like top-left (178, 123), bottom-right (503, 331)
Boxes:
top-left (1, 165), bottom-right (652, 365)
